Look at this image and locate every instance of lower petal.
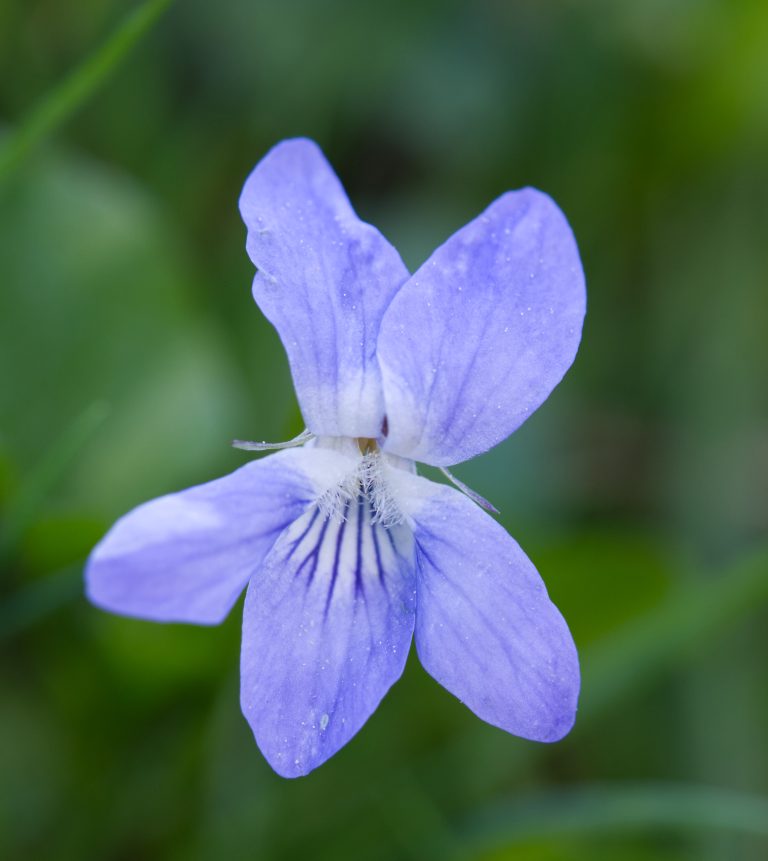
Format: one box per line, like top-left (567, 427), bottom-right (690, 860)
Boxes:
top-left (240, 496), bottom-right (415, 778)
top-left (86, 447), bottom-right (357, 624)
top-left (392, 472), bottom-right (579, 741)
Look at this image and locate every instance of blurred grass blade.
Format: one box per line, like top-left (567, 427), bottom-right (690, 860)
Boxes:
top-left (0, 401), bottom-right (110, 560)
top-left (460, 783), bottom-right (768, 854)
top-left (582, 548), bottom-right (768, 721)
top-left (0, 0), bottom-right (174, 181)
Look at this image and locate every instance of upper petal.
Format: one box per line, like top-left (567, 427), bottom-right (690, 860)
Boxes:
top-left (240, 138), bottom-right (410, 438)
top-left (377, 188), bottom-right (586, 466)
top-left (240, 496), bottom-right (415, 778)
top-left (85, 447), bottom-right (358, 625)
top-left (389, 470), bottom-right (579, 741)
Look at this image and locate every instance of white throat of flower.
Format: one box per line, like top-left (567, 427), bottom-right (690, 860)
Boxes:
top-left (231, 428), bottom-right (497, 521)
top-left (317, 447), bottom-right (404, 527)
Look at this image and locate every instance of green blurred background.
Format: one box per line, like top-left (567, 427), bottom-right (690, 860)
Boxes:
top-left (1, 1), bottom-right (767, 859)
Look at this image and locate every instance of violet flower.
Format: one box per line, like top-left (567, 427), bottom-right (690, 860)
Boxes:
top-left (87, 138), bottom-right (586, 778)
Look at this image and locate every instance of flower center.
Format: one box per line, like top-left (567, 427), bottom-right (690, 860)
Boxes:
top-left (317, 442), bottom-right (404, 528)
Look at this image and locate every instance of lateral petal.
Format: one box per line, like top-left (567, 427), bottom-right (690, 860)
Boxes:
top-left (85, 447), bottom-right (357, 625)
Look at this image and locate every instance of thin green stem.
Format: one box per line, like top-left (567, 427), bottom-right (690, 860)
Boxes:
top-left (0, 0), bottom-right (175, 181)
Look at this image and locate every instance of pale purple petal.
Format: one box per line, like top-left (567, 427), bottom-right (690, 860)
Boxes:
top-left (240, 497), bottom-right (415, 778)
top-left (377, 188), bottom-right (585, 466)
top-left (240, 138), bottom-right (410, 438)
top-left (389, 470), bottom-right (579, 741)
top-left (86, 447), bottom-right (358, 625)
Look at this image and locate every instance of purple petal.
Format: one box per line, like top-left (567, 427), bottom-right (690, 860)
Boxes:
top-left (391, 471), bottom-right (579, 741)
top-left (86, 447), bottom-right (358, 625)
top-left (240, 138), bottom-right (410, 438)
top-left (377, 188), bottom-right (585, 466)
top-left (240, 497), bottom-right (415, 778)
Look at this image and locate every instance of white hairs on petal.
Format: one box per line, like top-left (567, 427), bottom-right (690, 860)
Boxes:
top-left (316, 452), bottom-right (403, 527)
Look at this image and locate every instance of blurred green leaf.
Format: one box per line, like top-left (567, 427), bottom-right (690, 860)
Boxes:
top-left (18, 514), bottom-right (104, 574)
top-left (535, 530), bottom-right (672, 646)
top-left (582, 547), bottom-right (768, 721)
top-left (0, 0), bottom-right (174, 181)
top-left (471, 842), bottom-right (678, 861)
top-left (459, 783), bottom-right (768, 856)
top-left (0, 689), bottom-right (68, 854)
top-left (90, 608), bottom-right (240, 696)
top-left (0, 562), bottom-right (82, 642)
top-left (0, 401), bottom-right (108, 561)
top-left (0, 149), bottom-right (246, 517)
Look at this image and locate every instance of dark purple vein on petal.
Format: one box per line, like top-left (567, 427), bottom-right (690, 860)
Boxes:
top-left (295, 513), bottom-right (330, 588)
top-left (286, 507), bottom-right (320, 559)
top-left (354, 495), bottom-right (365, 600)
top-left (324, 502), bottom-right (349, 619)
